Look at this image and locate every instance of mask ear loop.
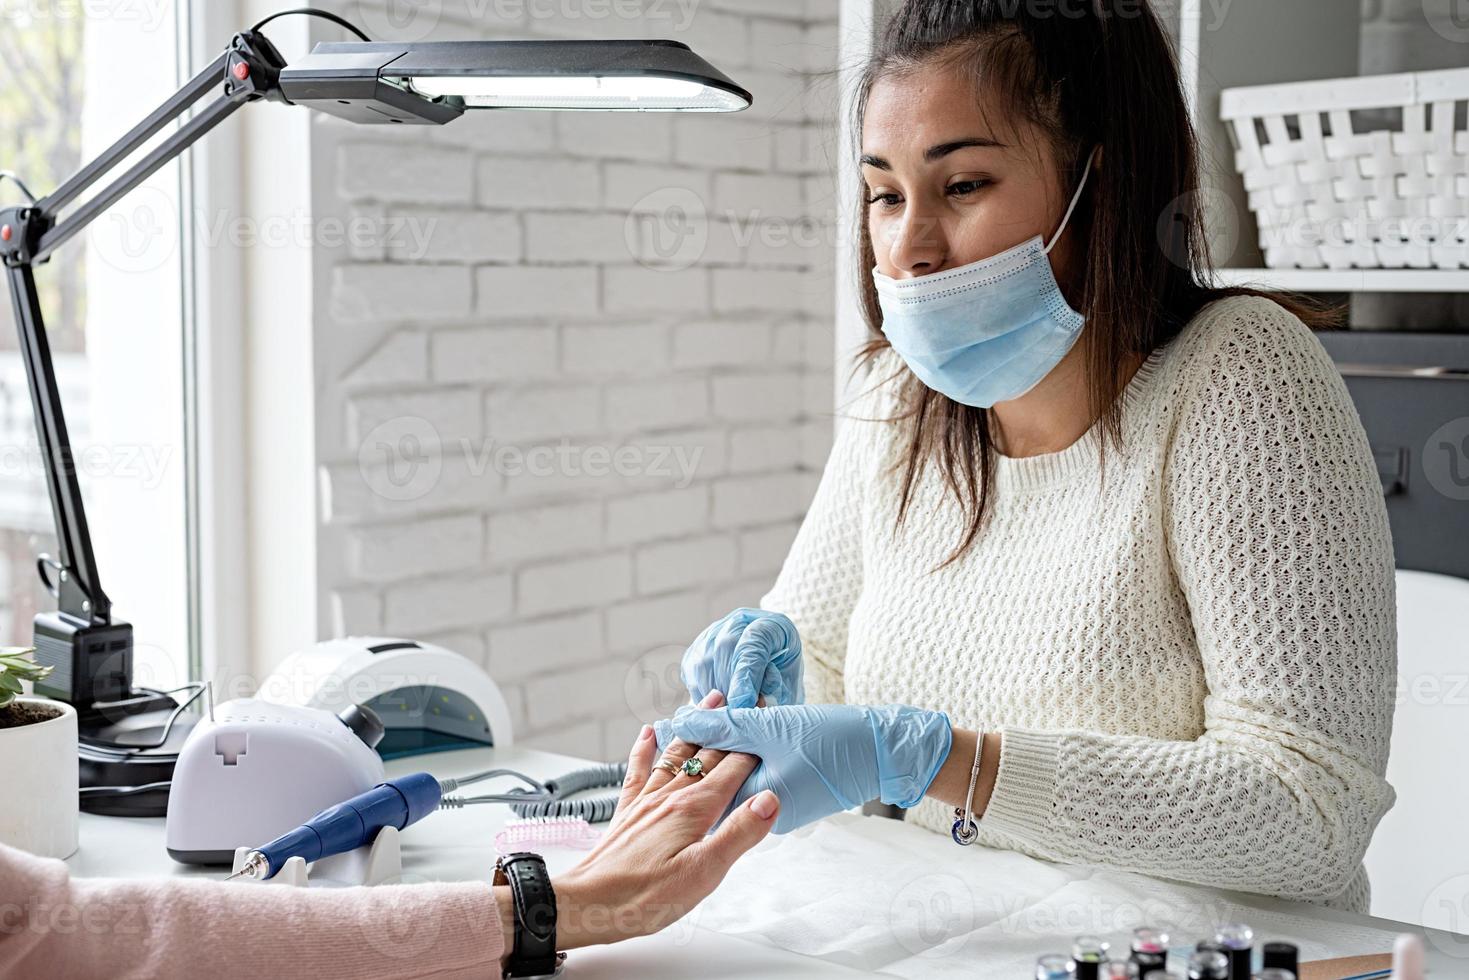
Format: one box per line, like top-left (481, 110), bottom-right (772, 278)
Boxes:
top-left (1042, 145), bottom-right (1099, 256)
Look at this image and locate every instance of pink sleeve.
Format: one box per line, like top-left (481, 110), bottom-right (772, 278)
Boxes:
top-left (0, 842), bottom-right (504, 980)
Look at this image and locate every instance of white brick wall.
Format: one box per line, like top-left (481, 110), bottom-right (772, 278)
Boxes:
top-left (318, 0), bottom-right (1469, 765)
top-left (313, 0), bottom-right (842, 762)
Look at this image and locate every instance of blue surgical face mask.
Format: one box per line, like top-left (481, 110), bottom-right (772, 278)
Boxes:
top-left (872, 147), bottom-right (1097, 409)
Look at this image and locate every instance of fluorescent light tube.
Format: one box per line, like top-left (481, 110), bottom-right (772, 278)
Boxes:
top-left (280, 39), bottom-right (753, 123)
top-left (404, 74), bottom-right (748, 111)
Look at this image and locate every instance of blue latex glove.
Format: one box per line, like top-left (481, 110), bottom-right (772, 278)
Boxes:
top-left (680, 608), bottom-right (804, 709)
top-left (653, 702), bottom-right (952, 835)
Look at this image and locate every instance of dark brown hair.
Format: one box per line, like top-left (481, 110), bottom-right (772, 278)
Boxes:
top-left (852, 0), bottom-right (1337, 565)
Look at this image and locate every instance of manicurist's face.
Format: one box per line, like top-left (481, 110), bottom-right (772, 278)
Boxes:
top-left (861, 61), bottom-right (1079, 287)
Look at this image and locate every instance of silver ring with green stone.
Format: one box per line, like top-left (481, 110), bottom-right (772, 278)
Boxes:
top-left (679, 755), bottom-right (707, 778)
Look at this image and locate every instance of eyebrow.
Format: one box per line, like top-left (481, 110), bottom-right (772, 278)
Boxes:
top-left (860, 136), bottom-right (1007, 171)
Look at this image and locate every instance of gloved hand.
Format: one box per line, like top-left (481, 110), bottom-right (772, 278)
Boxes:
top-left (653, 702), bottom-right (952, 835)
top-left (680, 608), bottom-right (804, 710)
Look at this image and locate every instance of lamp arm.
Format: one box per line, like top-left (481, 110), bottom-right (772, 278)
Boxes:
top-left (39, 49), bottom-right (234, 219)
top-left (5, 260), bottom-right (99, 621)
top-left (0, 29), bottom-right (287, 628)
top-left (34, 31), bottom-right (289, 264)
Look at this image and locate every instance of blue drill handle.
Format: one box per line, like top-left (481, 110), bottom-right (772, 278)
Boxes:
top-left (254, 771), bottom-right (442, 879)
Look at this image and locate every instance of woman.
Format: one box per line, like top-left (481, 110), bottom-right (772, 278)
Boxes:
top-left (664, 0), bottom-right (1397, 913)
top-left (0, 691), bottom-right (770, 978)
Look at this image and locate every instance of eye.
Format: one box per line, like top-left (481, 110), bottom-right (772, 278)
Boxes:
top-left (946, 178), bottom-right (990, 197)
top-left (865, 189), bottom-right (902, 211)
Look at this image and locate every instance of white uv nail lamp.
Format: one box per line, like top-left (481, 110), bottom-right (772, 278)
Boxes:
top-left (259, 636), bottom-right (515, 759)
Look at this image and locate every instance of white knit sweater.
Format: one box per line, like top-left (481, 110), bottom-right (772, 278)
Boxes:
top-left (761, 294), bottom-right (1397, 912)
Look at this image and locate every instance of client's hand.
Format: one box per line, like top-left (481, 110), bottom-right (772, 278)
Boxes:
top-left (544, 689), bottom-right (779, 953)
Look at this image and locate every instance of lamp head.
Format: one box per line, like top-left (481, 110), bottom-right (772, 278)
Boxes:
top-left (278, 38), bottom-right (751, 124)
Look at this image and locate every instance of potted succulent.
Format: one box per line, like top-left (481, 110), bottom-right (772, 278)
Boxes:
top-left (0, 647), bottom-right (79, 858)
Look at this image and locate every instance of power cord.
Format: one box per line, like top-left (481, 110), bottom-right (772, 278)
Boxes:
top-left (249, 7), bottom-right (371, 42)
top-left (79, 780), bottom-right (172, 800)
top-left (80, 682), bottom-right (210, 756)
top-left (509, 762), bottom-right (627, 823)
top-left (439, 762), bottom-right (629, 823)
top-left (0, 171), bottom-right (38, 204)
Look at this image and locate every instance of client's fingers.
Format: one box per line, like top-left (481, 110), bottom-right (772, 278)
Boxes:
top-left (686, 745), bottom-right (757, 801)
top-left (666, 742), bottom-right (729, 789)
top-left (697, 789), bottom-right (779, 864)
top-left (662, 749), bottom-right (759, 837)
top-left (644, 689), bottom-right (724, 795)
top-left (613, 724), bottom-right (659, 822)
top-left (665, 694), bottom-right (770, 791)
top-left (686, 776), bottom-right (779, 882)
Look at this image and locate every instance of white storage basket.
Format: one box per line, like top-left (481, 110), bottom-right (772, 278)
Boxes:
top-left (1220, 67), bottom-right (1469, 270)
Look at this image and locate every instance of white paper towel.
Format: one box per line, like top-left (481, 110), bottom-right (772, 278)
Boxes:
top-left (685, 811), bottom-right (1405, 977)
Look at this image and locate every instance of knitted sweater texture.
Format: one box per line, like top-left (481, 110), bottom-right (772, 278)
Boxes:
top-left (761, 295), bottom-right (1398, 911)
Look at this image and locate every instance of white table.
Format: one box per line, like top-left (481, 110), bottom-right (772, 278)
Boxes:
top-left (70, 746), bottom-right (1467, 978)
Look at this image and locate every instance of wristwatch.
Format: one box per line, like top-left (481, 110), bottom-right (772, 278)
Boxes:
top-left (494, 851), bottom-right (565, 979)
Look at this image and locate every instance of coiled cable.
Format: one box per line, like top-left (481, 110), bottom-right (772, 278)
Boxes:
top-left (439, 762), bottom-right (628, 823)
top-left (508, 762), bottom-right (627, 823)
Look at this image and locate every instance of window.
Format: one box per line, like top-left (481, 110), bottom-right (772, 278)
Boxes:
top-left (0, 3), bottom-right (193, 689)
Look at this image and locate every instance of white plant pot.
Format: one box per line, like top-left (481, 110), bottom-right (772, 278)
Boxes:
top-left (0, 696), bottom-right (79, 859)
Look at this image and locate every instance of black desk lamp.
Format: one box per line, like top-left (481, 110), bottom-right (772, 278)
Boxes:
top-left (0, 8), bottom-right (750, 812)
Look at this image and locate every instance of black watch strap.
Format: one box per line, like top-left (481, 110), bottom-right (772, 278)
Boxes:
top-left (494, 851), bottom-right (563, 979)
